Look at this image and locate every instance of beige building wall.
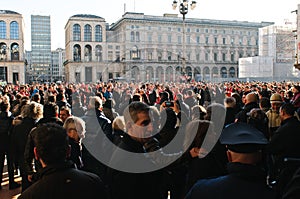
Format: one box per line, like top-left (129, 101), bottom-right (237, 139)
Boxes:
top-left (64, 12), bottom-right (273, 83)
top-left (0, 10), bottom-right (25, 84)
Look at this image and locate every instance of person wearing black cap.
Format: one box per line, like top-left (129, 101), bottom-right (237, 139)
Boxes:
top-left (185, 122), bottom-right (275, 199)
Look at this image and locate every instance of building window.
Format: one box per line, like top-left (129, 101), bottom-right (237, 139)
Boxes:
top-left (222, 53), bottom-right (226, 61)
top-left (147, 51), bottom-right (153, 60)
top-left (84, 24), bottom-right (92, 41)
top-left (158, 35), bottom-right (162, 43)
top-left (196, 53), bottom-right (200, 61)
top-left (205, 29), bottom-right (208, 33)
top-left (187, 36), bottom-right (191, 44)
top-left (108, 51), bottom-right (113, 61)
top-left (130, 46), bottom-right (140, 59)
top-left (205, 53), bottom-right (208, 61)
top-left (214, 53), bottom-right (218, 61)
top-left (84, 45), bottom-right (92, 62)
top-left (178, 27), bottom-right (181, 32)
top-left (10, 21), bottom-right (19, 39)
top-left (115, 51), bottom-right (120, 62)
top-left (0, 43), bottom-right (7, 60)
top-left (168, 35), bottom-right (172, 43)
top-left (0, 21), bottom-right (6, 39)
top-left (95, 25), bottom-right (102, 42)
top-left (148, 26), bottom-right (152, 30)
top-left (239, 38), bottom-right (242, 45)
top-left (73, 44), bottom-right (81, 62)
top-left (73, 24), bottom-right (81, 41)
top-left (214, 37), bottom-right (217, 44)
top-left (158, 51), bottom-right (162, 61)
top-left (148, 34), bottom-right (152, 43)
top-left (231, 38), bottom-right (234, 45)
top-left (178, 36), bottom-right (181, 44)
top-left (223, 38), bottom-right (226, 45)
top-left (131, 31), bottom-right (135, 42)
top-left (231, 53), bottom-right (234, 62)
top-left (196, 28), bottom-right (200, 33)
top-left (10, 43), bottom-right (19, 61)
top-left (75, 72), bottom-right (81, 83)
top-left (187, 28), bottom-right (190, 32)
top-left (196, 36), bottom-right (200, 44)
top-left (168, 27), bottom-right (171, 31)
top-left (95, 45), bottom-right (102, 62)
top-left (205, 37), bottom-right (209, 44)
top-left (168, 51), bottom-right (172, 61)
top-left (136, 32), bottom-right (140, 42)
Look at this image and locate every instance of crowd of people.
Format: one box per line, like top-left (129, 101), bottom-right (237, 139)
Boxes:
top-left (0, 80), bottom-right (300, 198)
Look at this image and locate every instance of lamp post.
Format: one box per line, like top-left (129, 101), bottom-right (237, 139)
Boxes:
top-left (172, 0), bottom-right (196, 82)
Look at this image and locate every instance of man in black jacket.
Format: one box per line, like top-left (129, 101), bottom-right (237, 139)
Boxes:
top-left (267, 103), bottom-right (300, 197)
top-left (107, 101), bottom-right (164, 199)
top-left (18, 123), bottom-right (107, 199)
top-left (0, 101), bottom-right (20, 190)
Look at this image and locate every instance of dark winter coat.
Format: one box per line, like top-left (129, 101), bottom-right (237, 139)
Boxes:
top-left (18, 161), bottom-right (107, 199)
top-left (186, 162), bottom-right (275, 199)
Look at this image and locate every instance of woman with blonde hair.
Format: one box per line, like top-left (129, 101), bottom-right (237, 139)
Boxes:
top-left (63, 116), bottom-right (86, 169)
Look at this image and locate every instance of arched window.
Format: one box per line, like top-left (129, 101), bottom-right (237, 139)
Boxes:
top-left (73, 44), bottom-right (81, 62)
top-left (73, 24), bottom-right (81, 41)
top-left (212, 67), bottom-right (218, 78)
top-left (229, 67), bottom-right (236, 78)
top-left (166, 66), bottom-right (174, 82)
top-left (203, 67), bottom-right (210, 80)
top-left (156, 66), bottom-right (164, 82)
top-left (194, 67), bottom-right (201, 82)
top-left (10, 43), bottom-right (19, 61)
top-left (0, 43), bottom-right (7, 60)
top-left (186, 66), bottom-right (192, 78)
top-left (10, 21), bottom-right (19, 39)
top-left (131, 66), bottom-right (140, 82)
top-left (95, 25), bottom-right (102, 42)
top-left (221, 67), bottom-right (228, 78)
top-left (146, 66), bottom-right (154, 82)
top-left (0, 21), bottom-right (6, 39)
top-left (84, 24), bottom-right (92, 41)
top-left (84, 45), bottom-right (92, 62)
top-left (95, 45), bottom-right (102, 62)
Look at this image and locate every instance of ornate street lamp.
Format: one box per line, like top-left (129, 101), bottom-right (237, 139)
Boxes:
top-left (172, 0), bottom-right (196, 81)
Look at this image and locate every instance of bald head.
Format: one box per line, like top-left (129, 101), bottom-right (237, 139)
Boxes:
top-left (245, 93), bottom-right (258, 104)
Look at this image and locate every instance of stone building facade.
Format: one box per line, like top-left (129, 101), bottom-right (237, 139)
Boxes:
top-left (0, 10), bottom-right (25, 84)
top-left (65, 12), bottom-right (273, 83)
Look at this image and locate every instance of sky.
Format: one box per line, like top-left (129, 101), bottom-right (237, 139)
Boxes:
top-left (2, 0), bottom-right (299, 51)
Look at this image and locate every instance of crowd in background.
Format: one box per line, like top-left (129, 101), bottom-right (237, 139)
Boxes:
top-left (0, 80), bottom-right (300, 198)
